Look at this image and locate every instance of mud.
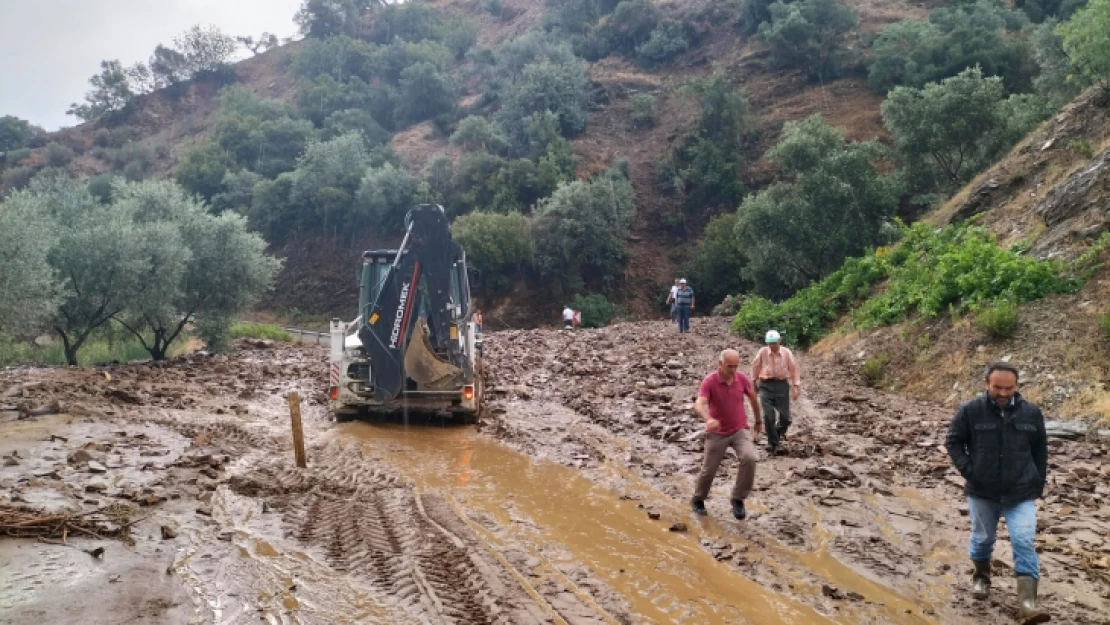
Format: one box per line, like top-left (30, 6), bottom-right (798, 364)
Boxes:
top-left (0, 327), bottom-right (1107, 624)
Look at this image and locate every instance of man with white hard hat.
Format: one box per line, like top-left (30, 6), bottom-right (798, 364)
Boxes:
top-left (751, 329), bottom-right (802, 455)
top-left (674, 278), bottom-right (695, 333)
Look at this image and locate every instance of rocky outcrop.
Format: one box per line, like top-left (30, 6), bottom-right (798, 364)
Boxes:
top-left (1036, 148), bottom-right (1110, 228)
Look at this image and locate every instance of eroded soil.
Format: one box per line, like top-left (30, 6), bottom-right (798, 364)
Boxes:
top-left (1, 322), bottom-right (1107, 624)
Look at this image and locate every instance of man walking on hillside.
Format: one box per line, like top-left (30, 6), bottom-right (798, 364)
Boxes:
top-left (751, 330), bottom-right (801, 455)
top-left (691, 349), bottom-right (761, 520)
top-left (562, 305), bottom-right (576, 330)
top-left (674, 279), bottom-right (695, 333)
top-left (946, 362), bottom-right (1050, 623)
top-left (667, 279), bottom-right (680, 322)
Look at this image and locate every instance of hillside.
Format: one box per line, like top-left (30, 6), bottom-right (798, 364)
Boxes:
top-left (811, 85), bottom-right (1110, 425)
top-left (3, 0), bottom-right (925, 325)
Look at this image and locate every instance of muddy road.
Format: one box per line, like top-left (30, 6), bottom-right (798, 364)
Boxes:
top-left (1, 321), bottom-right (1107, 624)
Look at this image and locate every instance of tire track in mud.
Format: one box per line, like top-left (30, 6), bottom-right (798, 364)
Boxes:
top-left (230, 441), bottom-right (555, 625)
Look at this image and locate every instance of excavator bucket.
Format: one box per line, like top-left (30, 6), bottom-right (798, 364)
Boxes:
top-left (404, 317), bottom-right (461, 389)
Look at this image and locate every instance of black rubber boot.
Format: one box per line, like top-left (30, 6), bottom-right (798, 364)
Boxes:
top-left (691, 498), bottom-right (707, 516)
top-left (971, 560), bottom-right (991, 600)
top-left (731, 499), bottom-right (747, 520)
top-left (1016, 576), bottom-right (1050, 623)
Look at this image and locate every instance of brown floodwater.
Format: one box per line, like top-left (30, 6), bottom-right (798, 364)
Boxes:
top-left (334, 422), bottom-right (941, 625)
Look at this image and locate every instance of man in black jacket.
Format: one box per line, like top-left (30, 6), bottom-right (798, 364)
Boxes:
top-left (946, 361), bottom-right (1050, 623)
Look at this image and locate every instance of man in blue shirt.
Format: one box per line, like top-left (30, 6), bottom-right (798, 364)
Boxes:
top-left (674, 279), bottom-right (695, 333)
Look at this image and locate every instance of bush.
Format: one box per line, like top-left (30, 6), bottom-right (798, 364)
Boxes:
top-left (635, 20), bottom-right (690, 66)
top-left (197, 314), bottom-right (232, 352)
top-left (860, 354), bottom-right (889, 386)
top-left (45, 142), bottom-right (76, 167)
top-left (976, 300), bottom-right (1020, 339)
top-left (1059, 0), bottom-right (1110, 83)
top-left (498, 60), bottom-right (591, 148)
top-left (1, 166), bottom-right (37, 190)
top-left (228, 322), bottom-right (294, 342)
top-left (629, 93), bottom-right (658, 129)
top-left (1070, 139), bottom-right (1096, 159)
top-left (175, 141), bottom-right (235, 200)
top-left (87, 174), bottom-right (116, 203)
top-left (1098, 311), bottom-right (1110, 342)
top-left (759, 0), bottom-right (858, 82)
top-left (451, 211), bottom-right (531, 293)
top-left (572, 294), bottom-right (616, 328)
top-left (5, 147), bottom-right (31, 166)
top-left (356, 163), bottom-right (419, 231)
top-left (396, 62), bottom-right (455, 127)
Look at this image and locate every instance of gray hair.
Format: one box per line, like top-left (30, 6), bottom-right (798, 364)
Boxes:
top-left (717, 349), bottom-right (740, 363)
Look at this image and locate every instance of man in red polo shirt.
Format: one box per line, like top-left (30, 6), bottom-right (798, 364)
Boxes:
top-left (691, 349), bottom-right (762, 519)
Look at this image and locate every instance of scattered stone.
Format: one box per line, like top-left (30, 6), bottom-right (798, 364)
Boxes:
top-left (3, 457), bottom-right (18, 467)
top-left (87, 461), bottom-right (107, 474)
top-left (85, 482), bottom-right (108, 493)
top-left (647, 511), bottom-right (661, 520)
top-left (67, 449), bottom-right (94, 465)
top-left (196, 506), bottom-right (213, 517)
top-left (669, 522), bottom-right (688, 532)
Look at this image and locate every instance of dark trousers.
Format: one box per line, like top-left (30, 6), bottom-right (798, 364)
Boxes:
top-left (676, 305), bottom-right (691, 332)
top-left (759, 379), bottom-right (791, 447)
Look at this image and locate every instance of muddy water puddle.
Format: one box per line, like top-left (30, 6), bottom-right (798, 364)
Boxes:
top-left (335, 422), bottom-right (898, 625)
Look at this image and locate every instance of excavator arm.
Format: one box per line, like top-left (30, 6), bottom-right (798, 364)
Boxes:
top-left (356, 204), bottom-right (468, 402)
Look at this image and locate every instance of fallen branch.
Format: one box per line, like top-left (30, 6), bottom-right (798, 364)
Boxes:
top-left (0, 504), bottom-right (133, 544)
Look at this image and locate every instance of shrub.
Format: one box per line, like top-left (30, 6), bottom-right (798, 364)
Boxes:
top-left (197, 314), bottom-right (232, 352)
top-left (860, 354), bottom-right (889, 386)
top-left (45, 142), bottom-right (76, 167)
top-left (1, 166), bottom-right (37, 190)
top-left (635, 20), bottom-right (689, 66)
top-left (572, 294), bottom-right (616, 328)
top-left (396, 62), bottom-right (455, 127)
top-left (228, 321), bottom-right (294, 342)
top-left (759, 0), bottom-right (858, 82)
top-left (629, 93), bottom-right (658, 129)
top-left (1059, 0), bottom-right (1110, 83)
top-left (1070, 139), bottom-right (1096, 159)
top-left (976, 300), bottom-right (1020, 339)
top-left (5, 148), bottom-right (31, 166)
top-left (498, 60), bottom-right (590, 148)
top-left (451, 211), bottom-right (532, 293)
top-left (1098, 311), bottom-right (1110, 342)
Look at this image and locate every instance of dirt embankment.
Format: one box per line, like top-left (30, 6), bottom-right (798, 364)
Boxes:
top-left (2, 322), bottom-right (1107, 624)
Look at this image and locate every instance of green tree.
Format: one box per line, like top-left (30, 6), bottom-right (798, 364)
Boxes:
top-left (684, 212), bottom-right (749, 309)
top-left (532, 164), bottom-right (636, 294)
top-left (572, 293), bottom-right (615, 327)
top-left (67, 60), bottom-right (136, 121)
top-left (735, 115), bottom-right (900, 297)
top-left (1033, 19), bottom-right (1091, 108)
top-left (1059, 0), bottom-right (1110, 83)
top-left (396, 62), bottom-right (455, 127)
top-left (0, 191), bottom-right (60, 337)
top-left (175, 141), bottom-right (237, 200)
top-left (881, 67), bottom-right (1038, 196)
top-left (759, 0), bottom-right (858, 81)
top-left (451, 211), bottom-right (531, 293)
top-left (290, 132), bottom-right (370, 226)
top-left (0, 116), bottom-right (44, 152)
top-left (670, 73), bottom-right (751, 210)
top-left (356, 163), bottom-right (419, 230)
top-left (867, 1), bottom-right (1035, 94)
top-left (296, 0), bottom-right (380, 38)
top-left (635, 20), bottom-right (690, 67)
top-left (628, 93), bottom-right (657, 129)
top-left (110, 180), bottom-right (281, 360)
top-left (322, 108), bottom-right (391, 147)
top-left (498, 60), bottom-right (591, 148)
top-left (450, 116), bottom-right (511, 153)
top-left (292, 36), bottom-right (382, 82)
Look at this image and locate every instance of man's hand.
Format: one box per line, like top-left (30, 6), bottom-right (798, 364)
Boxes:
top-left (752, 420), bottom-right (762, 439)
top-left (706, 418), bottom-right (721, 432)
top-left (792, 386), bottom-right (801, 400)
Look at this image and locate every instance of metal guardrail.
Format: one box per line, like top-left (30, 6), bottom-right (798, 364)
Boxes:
top-left (282, 326), bottom-right (330, 345)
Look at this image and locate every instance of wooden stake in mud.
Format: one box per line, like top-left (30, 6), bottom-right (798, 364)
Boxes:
top-left (287, 391), bottom-right (307, 468)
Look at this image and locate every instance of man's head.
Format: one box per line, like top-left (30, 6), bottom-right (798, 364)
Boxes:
top-left (679, 278), bottom-right (688, 288)
top-left (717, 349), bottom-right (741, 379)
top-left (674, 279), bottom-right (680, 285)
top-left (765, 330), bottom-right (781, 352)
top-left (984, 361), bottom-right (1020, 407)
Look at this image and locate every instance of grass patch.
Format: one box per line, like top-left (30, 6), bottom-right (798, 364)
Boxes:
top-left (228, 322), bottom-right (294, 342)
top-left (861, 354), bottom-right (889, 387)
top-left (975, 300), bottom-right (1019, 340)
top-left (0, 335), bottom-right (166, 367)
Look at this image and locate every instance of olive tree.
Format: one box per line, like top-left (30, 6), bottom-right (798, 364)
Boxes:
top-left (1059, 0), bottom-right (1110, 83)
top-left (451, 211), bottom-right (531, 293)
top-left (0, 191), bottom-right (60, 337)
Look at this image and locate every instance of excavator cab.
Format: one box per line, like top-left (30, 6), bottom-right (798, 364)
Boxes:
top-left (330, 205), bottom-right (483, 421)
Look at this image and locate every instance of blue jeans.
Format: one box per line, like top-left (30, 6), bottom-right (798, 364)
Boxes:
top-left (676, 305), bottom-right (691, 333)
top-left (968, 496), bottom-right (1039, 578)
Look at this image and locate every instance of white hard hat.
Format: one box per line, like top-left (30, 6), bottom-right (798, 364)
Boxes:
top-left (679, 278), bottom-right (687, 284)
top-left (765, 330), bottom-right (781, 343)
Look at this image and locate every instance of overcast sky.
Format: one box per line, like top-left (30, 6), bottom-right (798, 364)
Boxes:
top-left (0, 0), bottom-right (304, 130)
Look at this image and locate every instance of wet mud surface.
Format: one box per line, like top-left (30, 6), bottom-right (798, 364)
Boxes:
top-left (0, 325), bottom-right (1107, 624)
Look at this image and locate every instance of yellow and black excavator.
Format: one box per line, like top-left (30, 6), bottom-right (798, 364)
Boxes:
top-left (329, 204), bottom-right (483, 421)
